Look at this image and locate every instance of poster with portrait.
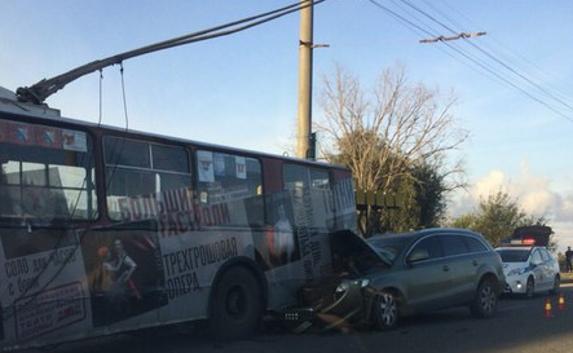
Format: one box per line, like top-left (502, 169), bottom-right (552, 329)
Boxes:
top-left (255, 192), bottom-right (300, 270)
top-left (81, 231), bottom-right (167, 327)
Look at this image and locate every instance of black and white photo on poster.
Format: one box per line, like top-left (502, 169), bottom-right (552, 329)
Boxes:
top-left (82, 231), bottom-right (167, 327)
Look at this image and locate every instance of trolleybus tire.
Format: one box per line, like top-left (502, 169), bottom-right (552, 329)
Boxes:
top-left (208, 266), bottom-right (263, 340)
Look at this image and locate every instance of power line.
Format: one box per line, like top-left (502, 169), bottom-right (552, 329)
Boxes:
top-left (434, 0), bottom-right (573, 106)
top-left (17, 0), bottom-right (326, 105)
top-left (366, 0), bottom-right (513, 88)
top-left (397, 0), bottom-right (573, 114)
top-left (366, 0), bottom-right (573, 122)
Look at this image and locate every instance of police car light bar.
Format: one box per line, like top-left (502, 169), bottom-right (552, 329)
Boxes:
top-left (509, 237), bottom-right (536, 246)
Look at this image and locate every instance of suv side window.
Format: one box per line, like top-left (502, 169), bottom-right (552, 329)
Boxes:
top-left (465, 237), bottom-right (488, 253)
top-left (408, 236), bottom-right (443, 262)
top-left (442, 235), bottom-right (470, 257)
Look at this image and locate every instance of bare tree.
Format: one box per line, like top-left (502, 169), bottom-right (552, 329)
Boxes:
top-left (317, 65), bottom-right (467, 235)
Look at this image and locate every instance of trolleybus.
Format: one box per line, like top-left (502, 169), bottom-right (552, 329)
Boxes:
top-left (0, 86), bottom-right (356, 350)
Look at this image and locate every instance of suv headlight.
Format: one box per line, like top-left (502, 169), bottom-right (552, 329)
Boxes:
top-left (507, 267), bottom-right (528, 276)
top-left (335, 282), bottom-right (350, 293)
top-left (354, 279), bottom-right (370, 288)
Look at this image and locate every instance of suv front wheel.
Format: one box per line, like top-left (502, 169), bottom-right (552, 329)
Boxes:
top-left (372, 291), bottom-right (399, 330)
top-left (470, 277), bottom-right (498, 318)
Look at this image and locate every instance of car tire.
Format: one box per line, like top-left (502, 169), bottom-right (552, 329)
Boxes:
top-left (525, 277), bottom-right (535, 299)
top-left (470, 278), bottom-right (498, 318)
top-left (372, 291), bottom-right (399, 330)
top-left (550, 275), bottom-right (560, 295)
top-left (208, 266), bottom-right (264, 340)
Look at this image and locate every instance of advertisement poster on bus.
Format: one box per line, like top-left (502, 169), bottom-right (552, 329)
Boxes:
top-left (257, 192), bottom-right (300, 270)
top-left (81, 231), bottom-right (167, 327)
top-left (0, 229), bottom-right (91, 343)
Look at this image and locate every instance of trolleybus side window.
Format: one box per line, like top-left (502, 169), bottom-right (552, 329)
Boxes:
top-left (0, 120), bottom-right (97, 221)
top-left (104, 136), bottom-right (191, 221)
top-left (195, 150), bottom-right (263, 227)
top-left (283, 164), bottom-right (333, 230)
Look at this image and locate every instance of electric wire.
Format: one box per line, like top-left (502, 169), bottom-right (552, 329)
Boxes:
top-left (17, 0), bottom-right (326, 104)
top-left (434, 0), bottom-right (573, 105)
top-left (398, 0), bottom-right (573, 114)
top-left (5, 65), bottom-right (133, 320)
top-left (366, 0), bottom-right (573, 122)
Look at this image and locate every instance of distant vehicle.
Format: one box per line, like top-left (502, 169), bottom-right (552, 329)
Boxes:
top-left (506, 225), bottom-right (552, 247)
top-left (496, 246), bottom-right (560, 297)
top-left (283, 229), bottom-right (506, 331)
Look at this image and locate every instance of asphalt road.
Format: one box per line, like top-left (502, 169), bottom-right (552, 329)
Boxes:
top-left (26, 286), bottom-right (573, 353)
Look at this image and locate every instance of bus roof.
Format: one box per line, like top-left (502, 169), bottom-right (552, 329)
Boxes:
top-left (0, 85), bottom-right (348, 171)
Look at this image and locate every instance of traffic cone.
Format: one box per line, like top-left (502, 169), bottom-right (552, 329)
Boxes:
top-left (558, 293), bottom-right (566, 311)
top-left (544, 298), bottom-right (553, 318)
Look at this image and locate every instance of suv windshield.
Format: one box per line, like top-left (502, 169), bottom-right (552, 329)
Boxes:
top-left (367, 237), bottom-right (407, 266)
top-left (496, 249), bottom-right (530, 262)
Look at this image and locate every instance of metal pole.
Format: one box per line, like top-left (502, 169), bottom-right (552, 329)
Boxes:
top-left (296, 0), bottom-right (314, 159)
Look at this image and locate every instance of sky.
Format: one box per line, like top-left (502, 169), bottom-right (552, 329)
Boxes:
top-left (1, 0), bottom-right (573, 250)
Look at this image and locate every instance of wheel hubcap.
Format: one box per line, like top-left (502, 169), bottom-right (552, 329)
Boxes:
top-left (378, 294), bottom-right (397, 326)
top-left (480, 285), bottom-right (496, 313)
top-left (226, 286), bottom-right (247, 319)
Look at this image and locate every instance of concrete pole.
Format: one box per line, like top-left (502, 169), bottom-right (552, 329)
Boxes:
top-left (296, 0), bottom-right (314, 159)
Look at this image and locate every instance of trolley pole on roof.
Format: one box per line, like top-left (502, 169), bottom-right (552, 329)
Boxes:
top-left (296, 0), bottom-right (314, 160)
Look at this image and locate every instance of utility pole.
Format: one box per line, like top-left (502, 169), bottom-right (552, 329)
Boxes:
top-left (296, 0), bottom-right (314, 159)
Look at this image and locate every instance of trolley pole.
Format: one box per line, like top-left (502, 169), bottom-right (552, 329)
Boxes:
top-left (296, 0), bottom-right (314, 159)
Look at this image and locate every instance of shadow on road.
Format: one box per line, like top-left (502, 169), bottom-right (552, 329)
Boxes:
top-left (25, 288), bottom-right (573, 353)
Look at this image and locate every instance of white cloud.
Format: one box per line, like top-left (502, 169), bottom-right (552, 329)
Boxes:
top-left (449, 161), bottom-right (573, 251)
top-left (452, 162), bottom-right (567, 220)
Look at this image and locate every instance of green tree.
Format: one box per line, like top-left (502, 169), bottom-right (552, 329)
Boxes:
top-left (379, 162), bottom-right (449, 232)
top-left (412, 163), bottom-right (448, 228)
top-left (451, 191), bottom-right (554, 248)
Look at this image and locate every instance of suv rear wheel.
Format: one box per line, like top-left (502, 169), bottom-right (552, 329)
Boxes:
top-left (470, 277), bottom-right (498, 318)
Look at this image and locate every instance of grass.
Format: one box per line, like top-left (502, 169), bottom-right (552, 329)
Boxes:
top-left (561, 272), bottom-right (573, 283)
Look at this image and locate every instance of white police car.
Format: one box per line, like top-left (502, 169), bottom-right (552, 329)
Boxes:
top-left (495, 246), bottom-right (560, 297)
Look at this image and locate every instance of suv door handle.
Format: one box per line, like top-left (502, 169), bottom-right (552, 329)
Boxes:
top-left (442, 265), bottom-right (450, 272)
top-left (472, 260), bottom-right (478, 267)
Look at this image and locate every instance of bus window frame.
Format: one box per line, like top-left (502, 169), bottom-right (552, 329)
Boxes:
top-left (102, 134), bottom-right (193, 222)
top-left (281, 162), bottom-right (336, 225)
top-left (193, 147), bottom-right (266, 228)
top-left (282, 162), bottom-right (334, 193)
top-left (0, 116), bottom-right (100, 225)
